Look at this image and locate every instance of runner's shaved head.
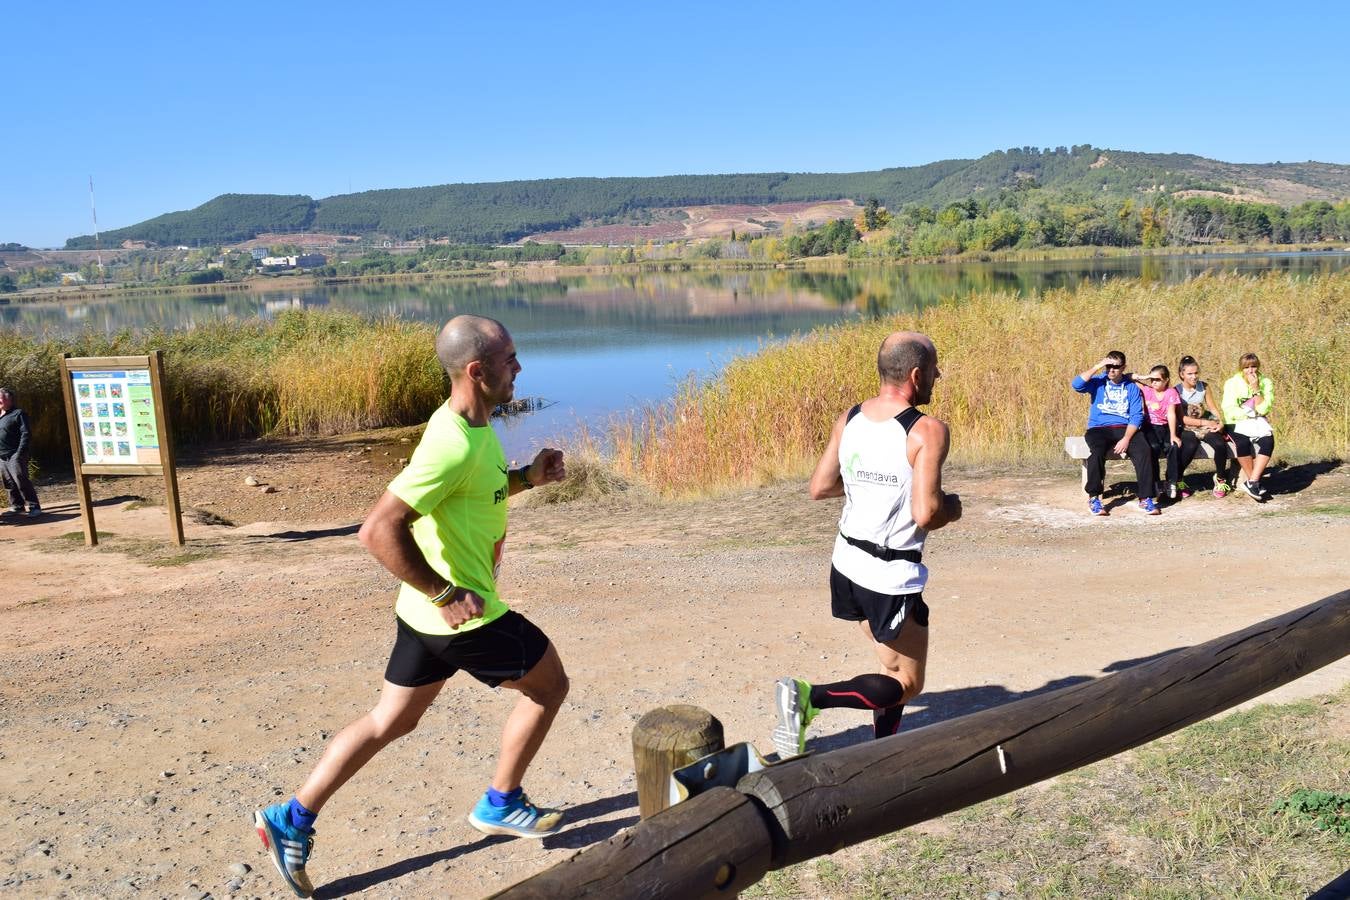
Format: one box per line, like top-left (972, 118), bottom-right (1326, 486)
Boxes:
top-left (436, 315), bottom-right (509, 377)
top-left (878, 331), bottom-right (936, 386)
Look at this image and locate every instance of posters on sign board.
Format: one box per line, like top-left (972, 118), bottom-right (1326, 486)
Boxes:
top-left (69, 370), bottom-right (161, 465)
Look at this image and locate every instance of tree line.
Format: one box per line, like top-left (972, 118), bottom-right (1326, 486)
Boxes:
top-left (746, 191), bottom-right (1350, 262)
top-left (60, 147), bottom-right (1350, 249)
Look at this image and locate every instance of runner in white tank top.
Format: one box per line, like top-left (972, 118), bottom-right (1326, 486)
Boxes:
top-left (772, 331), bottom-right (962, 759)
top-left (833, 403), bottom-right (928, 596)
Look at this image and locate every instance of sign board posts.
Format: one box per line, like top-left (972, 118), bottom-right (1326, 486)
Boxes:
top-left (58, 352), bottom-right (184, 546)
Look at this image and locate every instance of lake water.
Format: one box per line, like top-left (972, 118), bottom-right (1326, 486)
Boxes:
top-left (5, 252), bottom-right (1349, 460)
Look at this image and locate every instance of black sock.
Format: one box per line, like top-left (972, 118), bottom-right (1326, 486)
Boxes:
top-left (809, 674), bottom-right (904, 711)
top-left (873, 704), bottom-right (906, 739)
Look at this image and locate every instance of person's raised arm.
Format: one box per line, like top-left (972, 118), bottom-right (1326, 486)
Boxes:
top-left (1073, 357), bottom-right (1113, 391)
top-left (1253, 376), bottom-right (1273, 416)
top-left (808, 411), bottom-right (848, 500)
top-left (358, 490), bottom-right (484, 627)
top-left (511, 447), bottom-right (566, 496)
top-left (909, 417), bottom-right (961, 530)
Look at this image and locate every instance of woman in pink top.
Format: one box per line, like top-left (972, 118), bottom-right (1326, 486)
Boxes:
top-left (1135, 364), bottom-right (1183, 500)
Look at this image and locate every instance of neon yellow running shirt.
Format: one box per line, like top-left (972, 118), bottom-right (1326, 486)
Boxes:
top-left (388, 403), bottom-right (510, 636)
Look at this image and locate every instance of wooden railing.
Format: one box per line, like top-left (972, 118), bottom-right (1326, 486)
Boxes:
top-left (495, 589), bottom-right (1349, 898)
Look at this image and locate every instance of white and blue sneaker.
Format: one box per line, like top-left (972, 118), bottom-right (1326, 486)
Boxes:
top-left (254, 803), bottom-right (315, 898)
top-left (468, 790), bottom-right (563, 838)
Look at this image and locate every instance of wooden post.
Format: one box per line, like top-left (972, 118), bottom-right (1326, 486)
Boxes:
top-left (632, 704), bottom-right (724, 819)
top-left (491, 787), bottom-right (773, 900)
top-left (58, 354), bottom-right (98, 546)
top-left (148, 351), bottom-right (184, 545)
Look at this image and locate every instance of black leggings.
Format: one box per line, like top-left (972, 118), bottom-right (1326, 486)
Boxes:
top-left (1177, 428), bottom-right (1231, 483)
top-left (1144, 424), bottom-right (1181, 486)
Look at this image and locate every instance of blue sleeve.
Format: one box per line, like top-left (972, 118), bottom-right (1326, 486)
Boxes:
top-left (1127, 385), bottom-right (1145, 427)
top-left (1072, 375), bottom-right (1094, 393)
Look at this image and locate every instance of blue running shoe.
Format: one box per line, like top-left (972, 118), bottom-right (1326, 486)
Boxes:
top-left (1139, 497), bottom-right (1160, 515)
top-left (1088, 496), bottom-right (1107, 516)
top-left (254, 803), bottom-right (315, 898)
top-left (468, 791), bottom-right (563, 838)
top-left (772, 676), bottom-right (819, 759)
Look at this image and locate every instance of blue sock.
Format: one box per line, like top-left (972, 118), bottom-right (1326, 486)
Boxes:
top-left (487, 786), bottom-right (522, 808)
top-left (287, 796), bottom-right (317, 832)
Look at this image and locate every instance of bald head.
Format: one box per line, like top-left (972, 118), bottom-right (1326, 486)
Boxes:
top-left (435, 315), bottom-right (509, 378)
top-left (878, 331), bottom-right (936, 387)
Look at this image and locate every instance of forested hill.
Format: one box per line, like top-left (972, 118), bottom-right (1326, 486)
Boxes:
top-left (64, 146), bottom-right (1350, 248)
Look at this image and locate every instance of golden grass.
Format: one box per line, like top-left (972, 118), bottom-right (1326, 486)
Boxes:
top-left (608, 271), bottom-right (1350, 496)
top-left (2, 310), bottom-right (446, 461)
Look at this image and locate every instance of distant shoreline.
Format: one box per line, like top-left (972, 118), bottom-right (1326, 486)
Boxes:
top-left (4, 241), bottom-right (1347, 306)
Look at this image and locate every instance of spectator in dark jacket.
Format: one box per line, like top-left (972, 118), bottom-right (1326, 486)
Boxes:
top-left (0, 387), bottom-right (41, 517)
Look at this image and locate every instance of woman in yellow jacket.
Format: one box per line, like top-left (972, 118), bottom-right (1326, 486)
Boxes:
top-left (1221, 352), bottom-right (1275, 501)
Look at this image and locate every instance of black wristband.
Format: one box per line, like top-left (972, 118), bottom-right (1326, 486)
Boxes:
top-left (516, 466), bottom-right (535, 489)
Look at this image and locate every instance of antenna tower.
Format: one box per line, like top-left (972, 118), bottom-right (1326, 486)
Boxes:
top-left (88, 175), bottom-right (104, 282)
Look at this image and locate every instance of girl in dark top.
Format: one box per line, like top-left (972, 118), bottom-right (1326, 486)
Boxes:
top-left (1173, 356), bottom-right (1233, 498)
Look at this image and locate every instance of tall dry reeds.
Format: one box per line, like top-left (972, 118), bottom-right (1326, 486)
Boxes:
top-left (2, 310), bottom-right (446, 462)
top-left (607, 271), bottom-right (1349, 496)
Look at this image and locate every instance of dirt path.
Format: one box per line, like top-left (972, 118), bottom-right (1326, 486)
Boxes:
top-left (1, 448), bottom-right (1346, 899)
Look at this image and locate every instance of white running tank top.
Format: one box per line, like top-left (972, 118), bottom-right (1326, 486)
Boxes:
top-left (831, 405), bottom-right (927, 595)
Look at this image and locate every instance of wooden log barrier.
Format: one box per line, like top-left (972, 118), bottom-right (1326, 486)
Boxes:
top-left (632, 704), bottom-right (724, 819)
top-left (492, 590), bottom-right (1347, 897)
top-left (491, 787), bottom-right (773, 899)
top-left (738, 589), bottom-right (1350, 867)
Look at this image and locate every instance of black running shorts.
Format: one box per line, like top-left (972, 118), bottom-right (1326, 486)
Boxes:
top-left (1224, 426), bottom-right (1274, 459)
top-left (829, 565), bottom-right (929, 643)
top-left (384, 610), bottom-right (551, 688)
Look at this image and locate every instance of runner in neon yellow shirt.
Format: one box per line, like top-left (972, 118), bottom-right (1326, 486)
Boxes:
top-left (388, 401), bottom-right (512, 636)
top-left (254, 316), bottom-right (571, 898)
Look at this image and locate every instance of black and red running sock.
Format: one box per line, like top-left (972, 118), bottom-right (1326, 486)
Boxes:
top-left (873, 704), bottom-right (905, 739)
top-left (809, 674), bottom-right (904, 712)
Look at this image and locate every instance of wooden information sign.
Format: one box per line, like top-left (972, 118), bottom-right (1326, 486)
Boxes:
top-left (58, 352), bottom-right (184, 546)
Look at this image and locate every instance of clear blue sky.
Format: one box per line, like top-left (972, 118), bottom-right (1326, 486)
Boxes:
top-left (4, 1), bottom-right (1346, 248)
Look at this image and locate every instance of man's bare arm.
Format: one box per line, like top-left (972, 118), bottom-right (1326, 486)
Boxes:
top-left (808, 412), bottom-right (848, 500)
top-left (358, 490), bottom-right (484, 627)
top-left (909, 417), bottom-right (961, 530)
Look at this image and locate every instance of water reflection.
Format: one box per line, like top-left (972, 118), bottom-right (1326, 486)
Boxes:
top-left (6, 253), bottom-right (1348, 337)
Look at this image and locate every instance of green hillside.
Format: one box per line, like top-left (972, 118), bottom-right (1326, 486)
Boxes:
top-left (63, 146), bottom-right (1350, 248)
top-left (66, 194), bottom-right (315, 250)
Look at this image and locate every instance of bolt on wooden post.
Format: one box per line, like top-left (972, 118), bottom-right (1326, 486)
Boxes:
top-left (631, 704), bottom-right (724, 819)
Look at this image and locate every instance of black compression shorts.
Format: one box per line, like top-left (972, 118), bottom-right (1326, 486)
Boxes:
top-left (1224, 426), bottom-right (1274, 459)
top-left (830, 565), bottom-right (929, 643)
top-left (384, 610), bottom-right (551, 688)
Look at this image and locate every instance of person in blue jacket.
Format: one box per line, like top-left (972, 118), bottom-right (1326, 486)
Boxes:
top-left (1072, 351), bottom-right (1159, 516)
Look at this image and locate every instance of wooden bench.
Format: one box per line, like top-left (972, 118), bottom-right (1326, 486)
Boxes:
top-left (1064, 435), bottom-right (1217, 489)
